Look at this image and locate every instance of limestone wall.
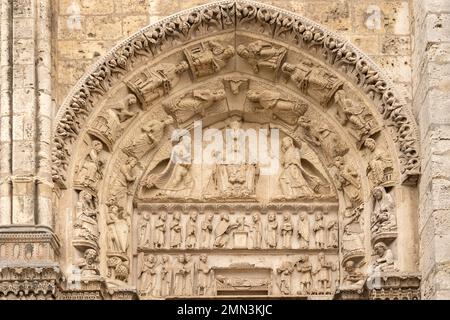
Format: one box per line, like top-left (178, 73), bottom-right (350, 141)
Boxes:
top-left (413, 0), bottom-right (450, 300)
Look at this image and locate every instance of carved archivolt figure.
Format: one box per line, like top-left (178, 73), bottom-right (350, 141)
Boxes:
top-left (372, 242), bottom-right (396, 272)
top-left (197, 254), bottom-right (212, 296)
top-left (110, 93), bottom-right (140, 122)
top-left (281, 212), bottom-right (294, 249)
top-left (251, 211), bottom-right (263, 249)
top-left (74, 191), bottom-right (99, 245)
top-left (334, 90), bottom-right (379, 146)
top-left (334, 156), bottom-right (362, 209)
top-left (138, 212), bottom-right (152, 249)
top-left (313, 212), bottom-right (326, 249)
top-left (138, 254), bottom-right (158, 296)
top-left (295, 255), bottom-right (313, 294)
top-left (153, 211), bottom-right (167, 248)
top-left (165, 88), bottom-right (226, 123)
top-left (77, 140), bottom-right (105, 189)
top-left (327, 220), bottom-right (339, 249)
top-left (144, 135), bottom-right (194, 198)
top-left (276, 261), bottom-right (294, 295)
top-left (237, 40), bottom-right (287, 73)
top-left (371, 187), bottom-right (396, 234)
top-left (297, 115), bottom-right (348, 162)
top-left (123, 116), bottom-right (173, 159)
top-left (160, 255), bottom-right (171, 297)
top-left (170, 211), bottom-right (182, 248)
top-left (297, 212), bottom-right (310, 249)
top-left (110, 156), bottom-right (137, 208)
top-left (185, 210), bottom-right (198, 249)
top-left (185, 41), bottom-right (235, 78)
top-left (367, 151), bottom-right (394, 187)
top-left (266, 211), bottom-right (278, 248)
top-left (201, 212), bottom-right (214, 249)
top-left (125, 62), bottom-right (189, 104)
top-left (314, 253), bottom-right (336, 292)
top-left (246, 89), bottom-right (308, 115)
top-left (282, 61), bottom-right (343, 106)
top-left (279, 137), bottom-right (322, 199)
top-left (106, 199), bottom-right (130, 254)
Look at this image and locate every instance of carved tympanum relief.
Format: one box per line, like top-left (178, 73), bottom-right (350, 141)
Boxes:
top-left (53, 0), bottom-right (419, 300)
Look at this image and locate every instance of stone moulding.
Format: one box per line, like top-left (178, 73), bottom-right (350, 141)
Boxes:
top-left (0, 225), bottom-right (61, 261)
top-left (52, 0), bottom-right (420, 189)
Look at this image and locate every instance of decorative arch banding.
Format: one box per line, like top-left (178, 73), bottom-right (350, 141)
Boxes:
top-left (52, 0), bottom-right (420, 189)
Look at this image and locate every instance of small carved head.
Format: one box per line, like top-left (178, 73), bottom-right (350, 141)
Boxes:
top-left (268, 211), bottom-right (276, 222)
top-left (84, 249), bottom-right (98, 263)
top-left (92, 140), bottom-right (103, 152)
top-left (283, 211), bottom-right (291, 221)
top-left (315, 211), bottom-right (323, 220)
top-left (252, 211), bottom-right (260, 222)
top-left (246, 89), bottom-right (261, 102)
top-left (344, 260), bottom-right (355, 272)
top-left (125, 94), bottom-right (137, 106)
top-left (159, 211), bottom-right (167, 221)
top-left (364, 138), bottom-right (376, 152)
top-left (372, 186), bottom-right (385, 200)
top-left (200, 254), bottom-right (207, 263)
top-left (281, 62), bottom-right (295, 74)
top-left (300, 212), bottom-right (307, 220)
top-left (318, 252), bottom-right (325, 261)
top-left (206, 212), bottom-right (214, 221)
top-left (189, 209), bottom-right (198, 220)
top-left (220, 212), bottom-right (229, 221)
top-left (142, 212), bottom-right (151, 221)
top-left (281, 136), bottom-right (294, 151)
top-left (236, 44), bottom-right (249, 58)
top-left (374, 242), bottom-right (388, 256)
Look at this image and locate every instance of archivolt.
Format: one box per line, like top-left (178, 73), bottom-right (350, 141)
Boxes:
top-left (52, 0), bottom-right (420, 188)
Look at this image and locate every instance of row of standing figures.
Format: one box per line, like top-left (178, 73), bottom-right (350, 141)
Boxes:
top-left (138, 211), bottom-right (340, 250)
top-left (138, 253), bottom-right (337, 297)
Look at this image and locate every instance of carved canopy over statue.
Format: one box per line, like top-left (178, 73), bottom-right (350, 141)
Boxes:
top-left (49, 0), bottom-right (421, 301)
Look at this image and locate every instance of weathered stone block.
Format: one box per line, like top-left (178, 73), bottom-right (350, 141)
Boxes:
top-left (351, 35), bottom-right (380, 55)
top-left (353, 1), bottom-right (410, 35)
top-left (372, 55), bottom-right (411, 82)
top-left (381, 35), bottom-right (411, 55)
top-left (305, 0), bottom-right (352, 32)
top-left (12, 39), bottom-right (35, 65)
top-left (85, 16), bottom-right (123, 40)
top-left (122, 15), bottom-right (149, 36)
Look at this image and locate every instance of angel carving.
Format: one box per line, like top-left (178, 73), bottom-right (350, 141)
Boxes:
top-left (164, 87), bottom-right (226, 123)
top-left (278, 137), bottom-right (328, 199)
top-left (142, 134), bottom-right (194, 198)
